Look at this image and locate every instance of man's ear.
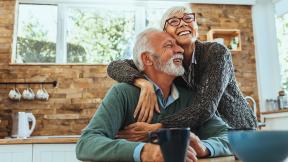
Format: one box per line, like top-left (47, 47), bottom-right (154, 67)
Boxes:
top-left (141, 52), bottom-right (153, 66)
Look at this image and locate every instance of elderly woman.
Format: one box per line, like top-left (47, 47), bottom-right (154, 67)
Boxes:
top-left (107, 6), bottom-right (257, 129)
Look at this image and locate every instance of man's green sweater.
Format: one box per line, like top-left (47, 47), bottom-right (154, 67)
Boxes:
top-left (76, 83), bottom-right (232, 162)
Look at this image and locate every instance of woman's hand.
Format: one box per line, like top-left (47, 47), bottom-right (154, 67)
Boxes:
top-left (116, 122), bottom-right (162, 142)
top-left (134, 78), bottom-right (160, 123)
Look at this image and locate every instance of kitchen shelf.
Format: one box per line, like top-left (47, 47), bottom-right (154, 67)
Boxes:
top-left (207, 29), bottom-right (241, 51)
top-left (261, 108), bottom-right (288, 115)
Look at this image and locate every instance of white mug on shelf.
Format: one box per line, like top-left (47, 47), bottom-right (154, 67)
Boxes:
top-left (8, 88), bottom-right (21, 101)
top-left (22, 88), bottom-right (35, 100)
top-left (36, 87), bottom-right (49, 100)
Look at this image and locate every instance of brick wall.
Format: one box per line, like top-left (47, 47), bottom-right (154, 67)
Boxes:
top-left (192, 4), bottom-right (258, 97)
top-left (0, 1), bottom-right (258, 137)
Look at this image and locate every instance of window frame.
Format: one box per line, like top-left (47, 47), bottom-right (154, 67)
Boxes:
top-left (12, 0), bottom-right (185, 65)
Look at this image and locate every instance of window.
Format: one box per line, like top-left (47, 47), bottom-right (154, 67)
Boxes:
top-left (13, 1), bottom-right (184, 64)
top-left (16, 4), bottom-right (57, 63)
top-left (275, 12), bottom-right (288, 91)
top-left (66, 6), bottom-right (135, 63)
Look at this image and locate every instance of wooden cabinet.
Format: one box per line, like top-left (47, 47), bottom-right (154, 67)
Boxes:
top-left (0, 144), bottom-right (80, 162)
top-left (0, 144), bottom-right (32, 162)
top-left (207, 29), bottom-right (241, 51)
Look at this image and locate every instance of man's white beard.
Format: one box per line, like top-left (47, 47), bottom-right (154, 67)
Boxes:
top-left (154, 54), bottom-right (185, 76)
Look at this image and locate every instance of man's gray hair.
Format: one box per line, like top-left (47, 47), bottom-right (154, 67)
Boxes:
top-left (133, 28), bottom-right (162, 71)
top-left (160, 6), bottom-right (197, 31)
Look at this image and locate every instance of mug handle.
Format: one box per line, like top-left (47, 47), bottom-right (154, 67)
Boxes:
top-left (15, 88), bottom-right (20, 93)
top-left (42, 88), bottom-right (49, 100)
top-left (42, 87), bottom-right (48, 94)
top-left (28, 88), bottom-right (35, 95)
top-left (15, 88), bottom-right (21, 95)
top-left (27, 113), bottom-right (36, 137)
top-left (15, 88), bottom-right (21, 101)
top-left (148, 132), bottom-right (160, 144)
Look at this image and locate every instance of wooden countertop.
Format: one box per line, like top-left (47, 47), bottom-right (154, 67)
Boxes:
top-left (198, 156), bottom-right (240, 162)
top-left (0, 137), bottom-right (79, 145)
top-left (261, 109), bottom-right (288, 115)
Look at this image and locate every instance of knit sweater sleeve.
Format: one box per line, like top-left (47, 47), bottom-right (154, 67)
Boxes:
top-left (76, 85), bottom-right (142, 162)
top-left (160, 44), bottom-right (236, 129)
top-left (107, 59), bottom-right (145, 84)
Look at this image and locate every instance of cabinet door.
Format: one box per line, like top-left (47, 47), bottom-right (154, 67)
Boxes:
top-left (33, 144), bottom-right (80, 162)
top-left (0, 144), bottom-right (32, 162)
top-left (264, 117), bottom-right (288, 130)
top-left (261, 112), bottom-right (288, 130)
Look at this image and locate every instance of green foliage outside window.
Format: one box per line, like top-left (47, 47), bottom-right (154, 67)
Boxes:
top-left (276, 12), bottom-right (288, 91)
top-left (16, 18), bottom-right (56, 63)
top-left (67, 9), bottom-right (134, 63)
top-left (17, 37), bottom-right (56, 63)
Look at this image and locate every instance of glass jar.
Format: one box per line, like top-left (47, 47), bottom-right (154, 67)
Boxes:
top-left (277, 90), bottom-right (288, 109)
top-left (265, 99), bottom-right (278, 112)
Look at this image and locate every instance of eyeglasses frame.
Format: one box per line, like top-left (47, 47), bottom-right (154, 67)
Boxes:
top-left (163, 13), bottom-right (196, 30)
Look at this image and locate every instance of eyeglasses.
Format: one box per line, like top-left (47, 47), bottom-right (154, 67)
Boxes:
top-left (164, 13), bottom-right (196, 29)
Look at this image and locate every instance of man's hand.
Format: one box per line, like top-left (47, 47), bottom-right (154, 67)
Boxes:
top-left (141, 143), bottom-right (164, 162)
top-left (141, 144), bottom-right (198, 162)
top-left (186, 145), bottom-right (198, 162)
top-left (189, 132), bottom-right (210, 157)
top-left (116, 122), bottom-right (162, 142)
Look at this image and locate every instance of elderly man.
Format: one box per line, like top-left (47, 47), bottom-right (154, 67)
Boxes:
top-left (76, 28), bottom-right (232, 162)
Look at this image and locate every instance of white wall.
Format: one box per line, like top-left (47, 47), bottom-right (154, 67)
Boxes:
top-left (252, 0), bottom-right (288, 112)
top-left (252, 0), bottom-right (280, 112)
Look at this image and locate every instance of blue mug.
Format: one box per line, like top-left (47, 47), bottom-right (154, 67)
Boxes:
top-left (148, 128), bottom-right (190, 162)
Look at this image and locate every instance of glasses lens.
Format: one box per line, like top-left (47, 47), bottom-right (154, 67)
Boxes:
top-left (183, 14), bottom-right (194, 23)
top-left (167, 18), bottom-right (180, 26)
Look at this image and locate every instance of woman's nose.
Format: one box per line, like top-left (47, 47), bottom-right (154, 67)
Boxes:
top-left (178, 19), bottom-right (188, 27)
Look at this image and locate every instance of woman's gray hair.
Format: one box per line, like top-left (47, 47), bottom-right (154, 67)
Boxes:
top-left (160, 6), bottom-right (198, 31)
top-left (133, 28), bottom-right (162, 71)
